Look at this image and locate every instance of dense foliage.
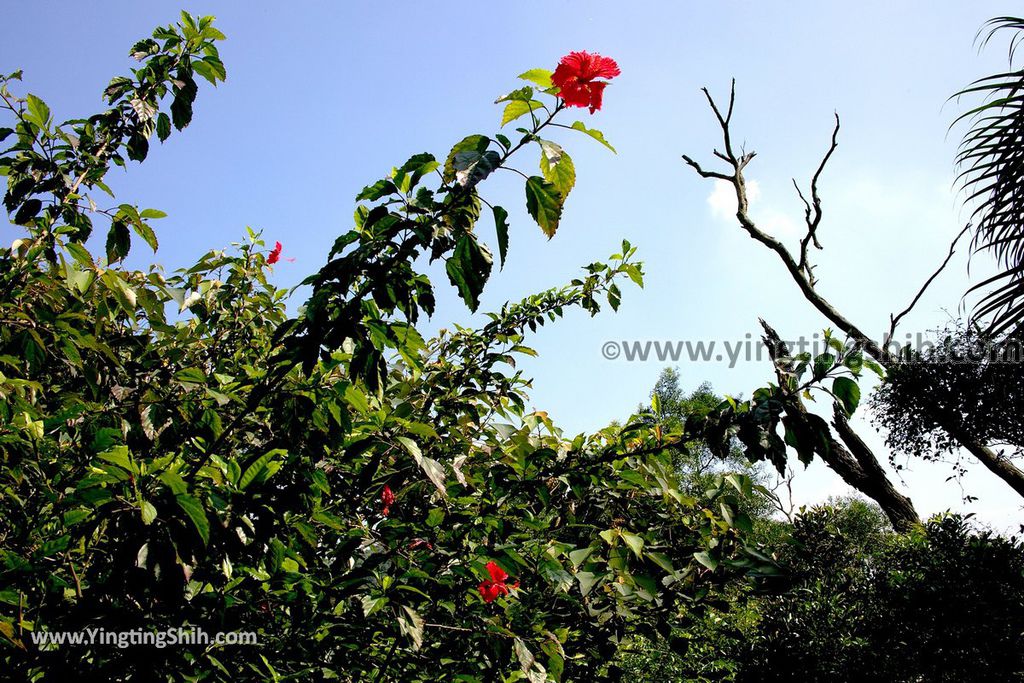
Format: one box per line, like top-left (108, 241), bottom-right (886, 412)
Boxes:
top-left (0, 14), bottom-right (772, 681)
top-left (622, 501), bottom-right (1024, 682)
top-left (871, 322), bottom-right (1024, 467)
top-left (4, 10), bottom-right (1024, 683)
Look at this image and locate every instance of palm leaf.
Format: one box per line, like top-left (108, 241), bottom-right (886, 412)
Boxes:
top-left (954, 17), bottom-right (1024, 336)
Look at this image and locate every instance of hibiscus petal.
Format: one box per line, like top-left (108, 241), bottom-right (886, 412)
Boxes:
top-left (479, 581), bottom-right (499, 603)
top-left (556, 51), bottom-right (589, 76)
top-left (590, 55), bottom-right (620, 80)
top-left (557, 80), bottom-right (592, 108)
top-left (588, 81), bottom-right (608, 114)
top-left (486, 560), bottom-right (508, 583)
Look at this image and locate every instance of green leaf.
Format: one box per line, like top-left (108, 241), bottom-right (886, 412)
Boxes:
top-left (176, 494), bottom-right (210, 545)
top-left (356, 179), bottom-right (397, 201)
top-left (495, 86), bottom-right (534, 103)
top-left (445, 234), bottom-right (493, 311)
top-left (156, 112), bottom-right (171, 142)
top-left (576, 571), bottom-right (599, 596)
top-left (140, 500), bottom-right (158, 525)
top-left (158, 471), bottom-right (188, 495)
top-left (398, 606), bottom-right (425, 650)
top-left (98, 446), bottom-right (137, 475)
top-left (452, 149), bottom-right (501, 188)
top-left (240, 449), bottom-right (285, 490)
top-left (25, 94), bottom-right (50, 128)
top-left (568, 547), bottom-right (594, 568)
top-left (570, 121), bottom-right (616, 153)
top-left (832, 376), bottom-right (861, 416)
top-left (100, 271), bottom-right (137, 311)
top-left (518, 68), bottom-right (553, 89)
top-left (174, 367), bottom-right (207, 386)
top-left (539, 142), bottom-right (576, 199)
top-left (13, 199), bottom-right (41, 226)
top-left (425, 508), bottom-right (445, 527)
top-left (501, 100), bottom-right (542, 127)
top-left (864, 358), bottom-right (886, 379)
top-left (813, 352), bottom-right (836, 379)
top-left (397, 436), bottom-right (447, 496)
top-left (131, 220), bottom-right (159, 252)
top-left (693, 551), bottom-right (718, 570)
top-left (105, 221), bottom-right (131, 263)
top-left (65, 242), bottom-right (94, 267)
top-left (443, 134), bottom-right (489, 183)
top-left (525, 176), bottom-right (563, 238)
top-left (646, 552), bottom-right (675, 573)
top-left (621, 531), bottom-right (644, 558)
top-left (493, 206), bottom-right (509, 268)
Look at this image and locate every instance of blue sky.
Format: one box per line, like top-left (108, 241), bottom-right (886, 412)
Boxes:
top-left (3, 1), bottom-right (1021, 528)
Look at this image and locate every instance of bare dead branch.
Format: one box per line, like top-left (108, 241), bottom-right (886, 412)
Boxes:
top-left (684, 87), bottom-right (886, 361)
top-left (887, 223), bottom-right (973, 345)
top-left (684, 82), bottom-right (1024, 504)
top-left (680, 154), bottom-right (732, 181)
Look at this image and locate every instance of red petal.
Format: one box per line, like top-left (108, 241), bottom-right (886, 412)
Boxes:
top-left (556, 79), bottom-right (593, 108)
top-left (587, 81), bottom-right (607, 113)
top-left (486, 561), bottom-right (508, 583)
top-left (478, 581), bottom-right (499, 603)
top-left (554, 52), bottom-right (620, 81)
top-left (589, 55), bottom-right (620, 80)
top-left (267, 241), bottom-right (283, 265)
top-left (555, 52), bottom-right (589, 78)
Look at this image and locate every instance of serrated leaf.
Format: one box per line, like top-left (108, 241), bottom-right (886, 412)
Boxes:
top-left (156, 112), bottom-right (171, 142)
top-left (493, 206), bottom-right (509, 268)
top-left (105, 221), bottom-right (131, 263)
top-left (832, 376), bottom-right (861, 416)
top-left (25, 94), bottom-right (50, 128)
top-left (443, 134), bottom-right (489, 183)
top-left (501, 100), bottom-right (542, 127)
top-left (525, 176), bottom-right (563, 238)
top-left (445, 234), bottom-right (492, 311)
top-left (540, 144), bottom-right (575, 200)
top-left (131, 220), bottom-right (159, 252)
top-left (518, 68), bottom-right (553, 88)
top-left (570, 121), bottom-right (616, 153)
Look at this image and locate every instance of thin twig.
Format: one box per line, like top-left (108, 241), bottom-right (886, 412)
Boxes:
top-left (887, 223), bottom-right (972, 345)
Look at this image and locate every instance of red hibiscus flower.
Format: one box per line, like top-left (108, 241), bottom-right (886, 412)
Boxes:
top-left (267, 241), bottom-right (283, 264)
top-left (478, 560), bottom-right (519, 603)
top-left (551, 51), bottom-right (620, 113)
top-left (381, 484), bottom-right (395, 516)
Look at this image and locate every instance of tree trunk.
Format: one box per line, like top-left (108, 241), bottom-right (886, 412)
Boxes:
top-left (760, 320), bottom-right (920, 531)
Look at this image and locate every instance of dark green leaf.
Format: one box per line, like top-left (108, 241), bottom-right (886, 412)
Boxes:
top-left (493, 206), bottom-right (509, 268)
top-left (525, 176), bottom-right (563, 238)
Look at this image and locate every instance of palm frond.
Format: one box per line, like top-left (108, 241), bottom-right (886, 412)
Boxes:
top-left (954, 17), bottom-right (1024, 336)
